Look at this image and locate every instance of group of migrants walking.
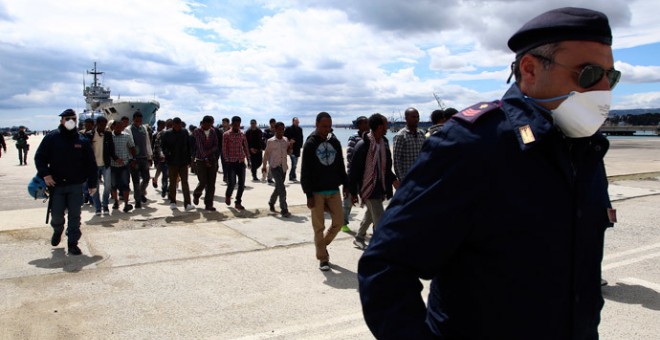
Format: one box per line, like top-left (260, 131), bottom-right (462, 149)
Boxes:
top-left (29, 6), bottom-right (623, 338)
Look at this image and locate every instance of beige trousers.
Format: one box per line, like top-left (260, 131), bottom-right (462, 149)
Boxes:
top-left (310, 192), bottom-right (343, 262)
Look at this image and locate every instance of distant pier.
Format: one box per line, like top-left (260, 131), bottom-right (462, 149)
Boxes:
top-left (599, 125), bottom-right (660, 136)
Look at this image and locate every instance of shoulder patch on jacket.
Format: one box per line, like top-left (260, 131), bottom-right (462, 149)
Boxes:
top-left (453, 101), bottom-right (502, 124)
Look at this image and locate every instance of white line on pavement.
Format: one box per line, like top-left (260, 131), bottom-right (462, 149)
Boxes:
top-left (603, 242), bottom-right (660, 261)
top-left (602, 251), bottom-right (660, 271)
top-left (229, 312), bottom-right (365, 340)
top-left (618, 277), bottom-right (660, 292)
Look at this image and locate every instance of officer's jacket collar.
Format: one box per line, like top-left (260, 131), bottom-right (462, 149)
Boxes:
top-left (500, 84), bottom-right (557, 151)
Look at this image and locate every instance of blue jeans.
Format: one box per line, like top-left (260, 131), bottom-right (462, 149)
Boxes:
top-left (225, 162), bottom-right (246, 204)
top-left (289, 154), bottom-right (299, 181)
top-left (93, 166), bottom-right (112, 211)
top-left (158, 161), bottom-right (169, 194)
top-left (50, 184), bottom-right (83, 246)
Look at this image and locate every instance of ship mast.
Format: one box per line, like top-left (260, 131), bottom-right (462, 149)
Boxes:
top-left (87, 62), bottom-right (103, 88)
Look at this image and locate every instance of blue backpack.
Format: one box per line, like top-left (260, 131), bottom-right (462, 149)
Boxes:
top-left (28, 175), bottom-right (49, 199)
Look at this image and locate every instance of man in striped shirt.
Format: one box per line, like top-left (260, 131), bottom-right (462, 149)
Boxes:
top-left (393, 107), bottom-right (426, 182)
top-left (222, 116), bottom-right (251, 210)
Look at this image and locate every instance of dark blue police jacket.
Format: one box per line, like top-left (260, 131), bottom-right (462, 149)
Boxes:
top-left (358, 84), bottom-right (612, 339)
top-left (34, 125), bottom-right (98, 188)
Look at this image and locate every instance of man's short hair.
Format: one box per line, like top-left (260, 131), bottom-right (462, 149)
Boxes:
top-left (202, 115), bottom-right (214, 124)
top-left (368, 113), bottom-right (387, 131)
top-left (250, 119), bottom-right (257, 124)
top-left (269, 118), bottom-right (276, 124)
top-left (222, 118), bottom-right (230, 123)
top-left (443, 108), bottom-right (458, 120)
top-left (275, 122), bottom-right (285, 129)
top-left (121, 116), bottom-right (129, 121)
top-left (172, 117), bottom-right (182, 124)
top-left (231, 116), bottom-right (241, 123)
top-left (133, 112), bottom-right (143, 118)
top-left (96, 116), bottom-right (108, 123)
top-left (84, 118), bottom-right (94, 124)
top-left (316, 112), bottom-right (331, 123)
top-left (157, 120), bottom-right (165, 125)
top-left (430, 110), bottom-right (444, 124)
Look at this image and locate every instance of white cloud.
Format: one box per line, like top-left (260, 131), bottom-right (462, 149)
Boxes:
top-left (614, 92), bottom-right (660, 109)
top-left (0, 0), bottom-right (658, 130)
top-left (615, 62), bottom-right (660, 84)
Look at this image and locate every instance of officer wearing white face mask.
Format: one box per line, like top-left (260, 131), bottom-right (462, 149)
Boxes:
top-left (359, 7), bottom-right (618, 339)
top-left (34, 109), bottom-right (98, 256)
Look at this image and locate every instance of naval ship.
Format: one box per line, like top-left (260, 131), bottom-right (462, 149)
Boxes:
top-left (80, 62), bottom-right (160, 126)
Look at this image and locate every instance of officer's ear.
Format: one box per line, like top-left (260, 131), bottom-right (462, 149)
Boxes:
top-left (518, 54), bottom-right (542, 89)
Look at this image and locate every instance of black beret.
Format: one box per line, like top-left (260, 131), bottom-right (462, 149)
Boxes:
top-left (59, 108), bottom-right (76, 117)
top-left (508, 7), bottom-right (612, 56)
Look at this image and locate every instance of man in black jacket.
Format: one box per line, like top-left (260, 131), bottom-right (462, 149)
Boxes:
top-left (348, 114), bottom-right (398, 250)
top-left (284, 117), bottom-right (303, 182)
top-left (245, 119), bottom-right (264, 181)
top-left (161, 117), bottom-right (194, 211)
top-left (300, 112), bottom-right (348, 271)
top-left (34, 109), bottom-right (98, 255)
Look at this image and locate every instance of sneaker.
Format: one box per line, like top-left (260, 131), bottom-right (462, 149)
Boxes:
top-left (68, 244), bottom-right (82, 256)
top-left (169, 203), bottom-right (177, 210)
top-left (123, 204), bottom-right (134, 213)
top-left (341, 225), bottom-right (351, 232)
top-left (205, 206), bottom-right (216, 211)
top-left (193, 196), bottom-right (200, 206)
top-left (51, 227), bottom-right (64, 246)
top-left (268, 202), bottom-right (276, 212)
top-left (135, 202), bottom-right (142, 209)
top-left (319, 261), bottom-right (331, 271)
top-left (234, 203), bottom-right (245, 210)
top-left (353, 238), bottom-right (367, 250)
top-left (95, 210), bottom-right (102, 216)
top-left (225, 196), bottom-right (231, 205)
top-left (252, 177), bottom-right (259, 182)
top-left (281, 211), bottom-right (292, 218)
top-left (112, 202), bottom-right (119, 210)
top-left (103, 207), bottom-right (110, 216)
top-left (185, 204), bottom-right (196, 211)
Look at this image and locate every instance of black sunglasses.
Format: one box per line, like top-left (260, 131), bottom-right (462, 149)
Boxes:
top-left (532, 54), bottom-right (621, 89)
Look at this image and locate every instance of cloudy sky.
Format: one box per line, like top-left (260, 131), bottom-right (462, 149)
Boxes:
top-left (1, 0), bottom-right (659, 130)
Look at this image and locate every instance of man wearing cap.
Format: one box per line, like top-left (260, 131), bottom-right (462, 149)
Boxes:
top-left (341, 115), bottom-right (369, 232)
top-left (34, 109), bottom-right (98, 255)
top-left (358, 7), bottom-right (618, 338)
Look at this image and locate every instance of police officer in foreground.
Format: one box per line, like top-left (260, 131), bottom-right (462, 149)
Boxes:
top-left (35, 109), bottom-right (98, 255)
top-left (358, 7), bottom-right (619, 339)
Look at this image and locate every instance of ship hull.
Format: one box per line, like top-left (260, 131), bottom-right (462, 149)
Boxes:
top-left (86, 100), bottom-right (160, 126)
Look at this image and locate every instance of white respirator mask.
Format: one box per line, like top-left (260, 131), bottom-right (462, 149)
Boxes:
top-left (526, 90), bottom-right (611, 138)
top-left (64, 119), bottom-right (77, 131)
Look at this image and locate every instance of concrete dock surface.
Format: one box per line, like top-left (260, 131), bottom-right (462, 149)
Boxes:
top-left (1, 135), bottom-right (659, 339)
